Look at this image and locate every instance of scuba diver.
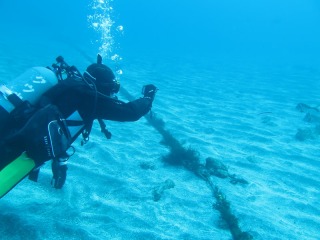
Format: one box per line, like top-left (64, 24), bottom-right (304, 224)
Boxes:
top-left (0, 54), bottom-right (157, 197)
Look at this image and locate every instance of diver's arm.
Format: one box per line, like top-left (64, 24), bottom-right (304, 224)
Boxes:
top-left (94, 84), bottom-right (157, 122)
top-left (95, 97), bottom-right (153, 122)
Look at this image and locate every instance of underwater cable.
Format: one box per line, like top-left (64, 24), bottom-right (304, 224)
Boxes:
top-left (121, 88), bottom-right (253, 240)
top-left (75, 50), bottom-right (253, 240)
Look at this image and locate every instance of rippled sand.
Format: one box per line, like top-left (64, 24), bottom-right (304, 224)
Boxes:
top-left (0, 33), bottom-right (320, 240)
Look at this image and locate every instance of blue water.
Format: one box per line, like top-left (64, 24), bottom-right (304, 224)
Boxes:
top-left (2, 0), bottom-right (319, 65)
top-left (1, 1), bottom-right (320, 239)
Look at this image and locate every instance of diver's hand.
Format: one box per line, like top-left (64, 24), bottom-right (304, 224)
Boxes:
top-left (142, 84), bottom-right (158, 101)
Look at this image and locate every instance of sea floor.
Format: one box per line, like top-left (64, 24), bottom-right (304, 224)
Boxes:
top-left (0, 29), bottom-right (320, 240)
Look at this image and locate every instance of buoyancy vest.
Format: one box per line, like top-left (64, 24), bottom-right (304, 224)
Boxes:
top-left (0, 67), bottom-right (86, 164)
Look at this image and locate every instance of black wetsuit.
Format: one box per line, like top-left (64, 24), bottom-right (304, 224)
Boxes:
top-left (39, 79), bottom-right (152, 122)
top-left (0, 78), bottom-right (153, 170)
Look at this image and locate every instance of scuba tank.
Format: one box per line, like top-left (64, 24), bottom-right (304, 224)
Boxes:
top-left (0, 66), bottom-right (73, 165)
top-left (0, 67), bottom-right (57, 132)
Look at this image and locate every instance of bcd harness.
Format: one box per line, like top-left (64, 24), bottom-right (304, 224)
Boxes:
top-left (51, 56), bottom-right (112, 144)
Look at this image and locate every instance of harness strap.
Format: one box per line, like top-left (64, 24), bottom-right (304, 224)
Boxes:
top-left (80, 119), bottom-right (111, 145)
top-left (98, 119), bottom-right (112, 139)
top-left (65, 119), bottom-right (86, 126)
top-left (81, 120), bottom-right (93, 146)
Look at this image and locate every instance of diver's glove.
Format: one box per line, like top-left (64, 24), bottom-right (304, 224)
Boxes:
top-left (51, 157), bottom-right (68, 189)
top-left (142, 84), bottom-right (158, 101)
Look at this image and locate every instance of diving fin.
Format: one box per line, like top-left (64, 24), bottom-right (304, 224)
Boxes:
top-left (0, 152), bottom-right (36, 198)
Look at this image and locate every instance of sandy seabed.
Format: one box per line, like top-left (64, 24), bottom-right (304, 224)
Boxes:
top-left (0, 32), bottom-right (320, 240)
